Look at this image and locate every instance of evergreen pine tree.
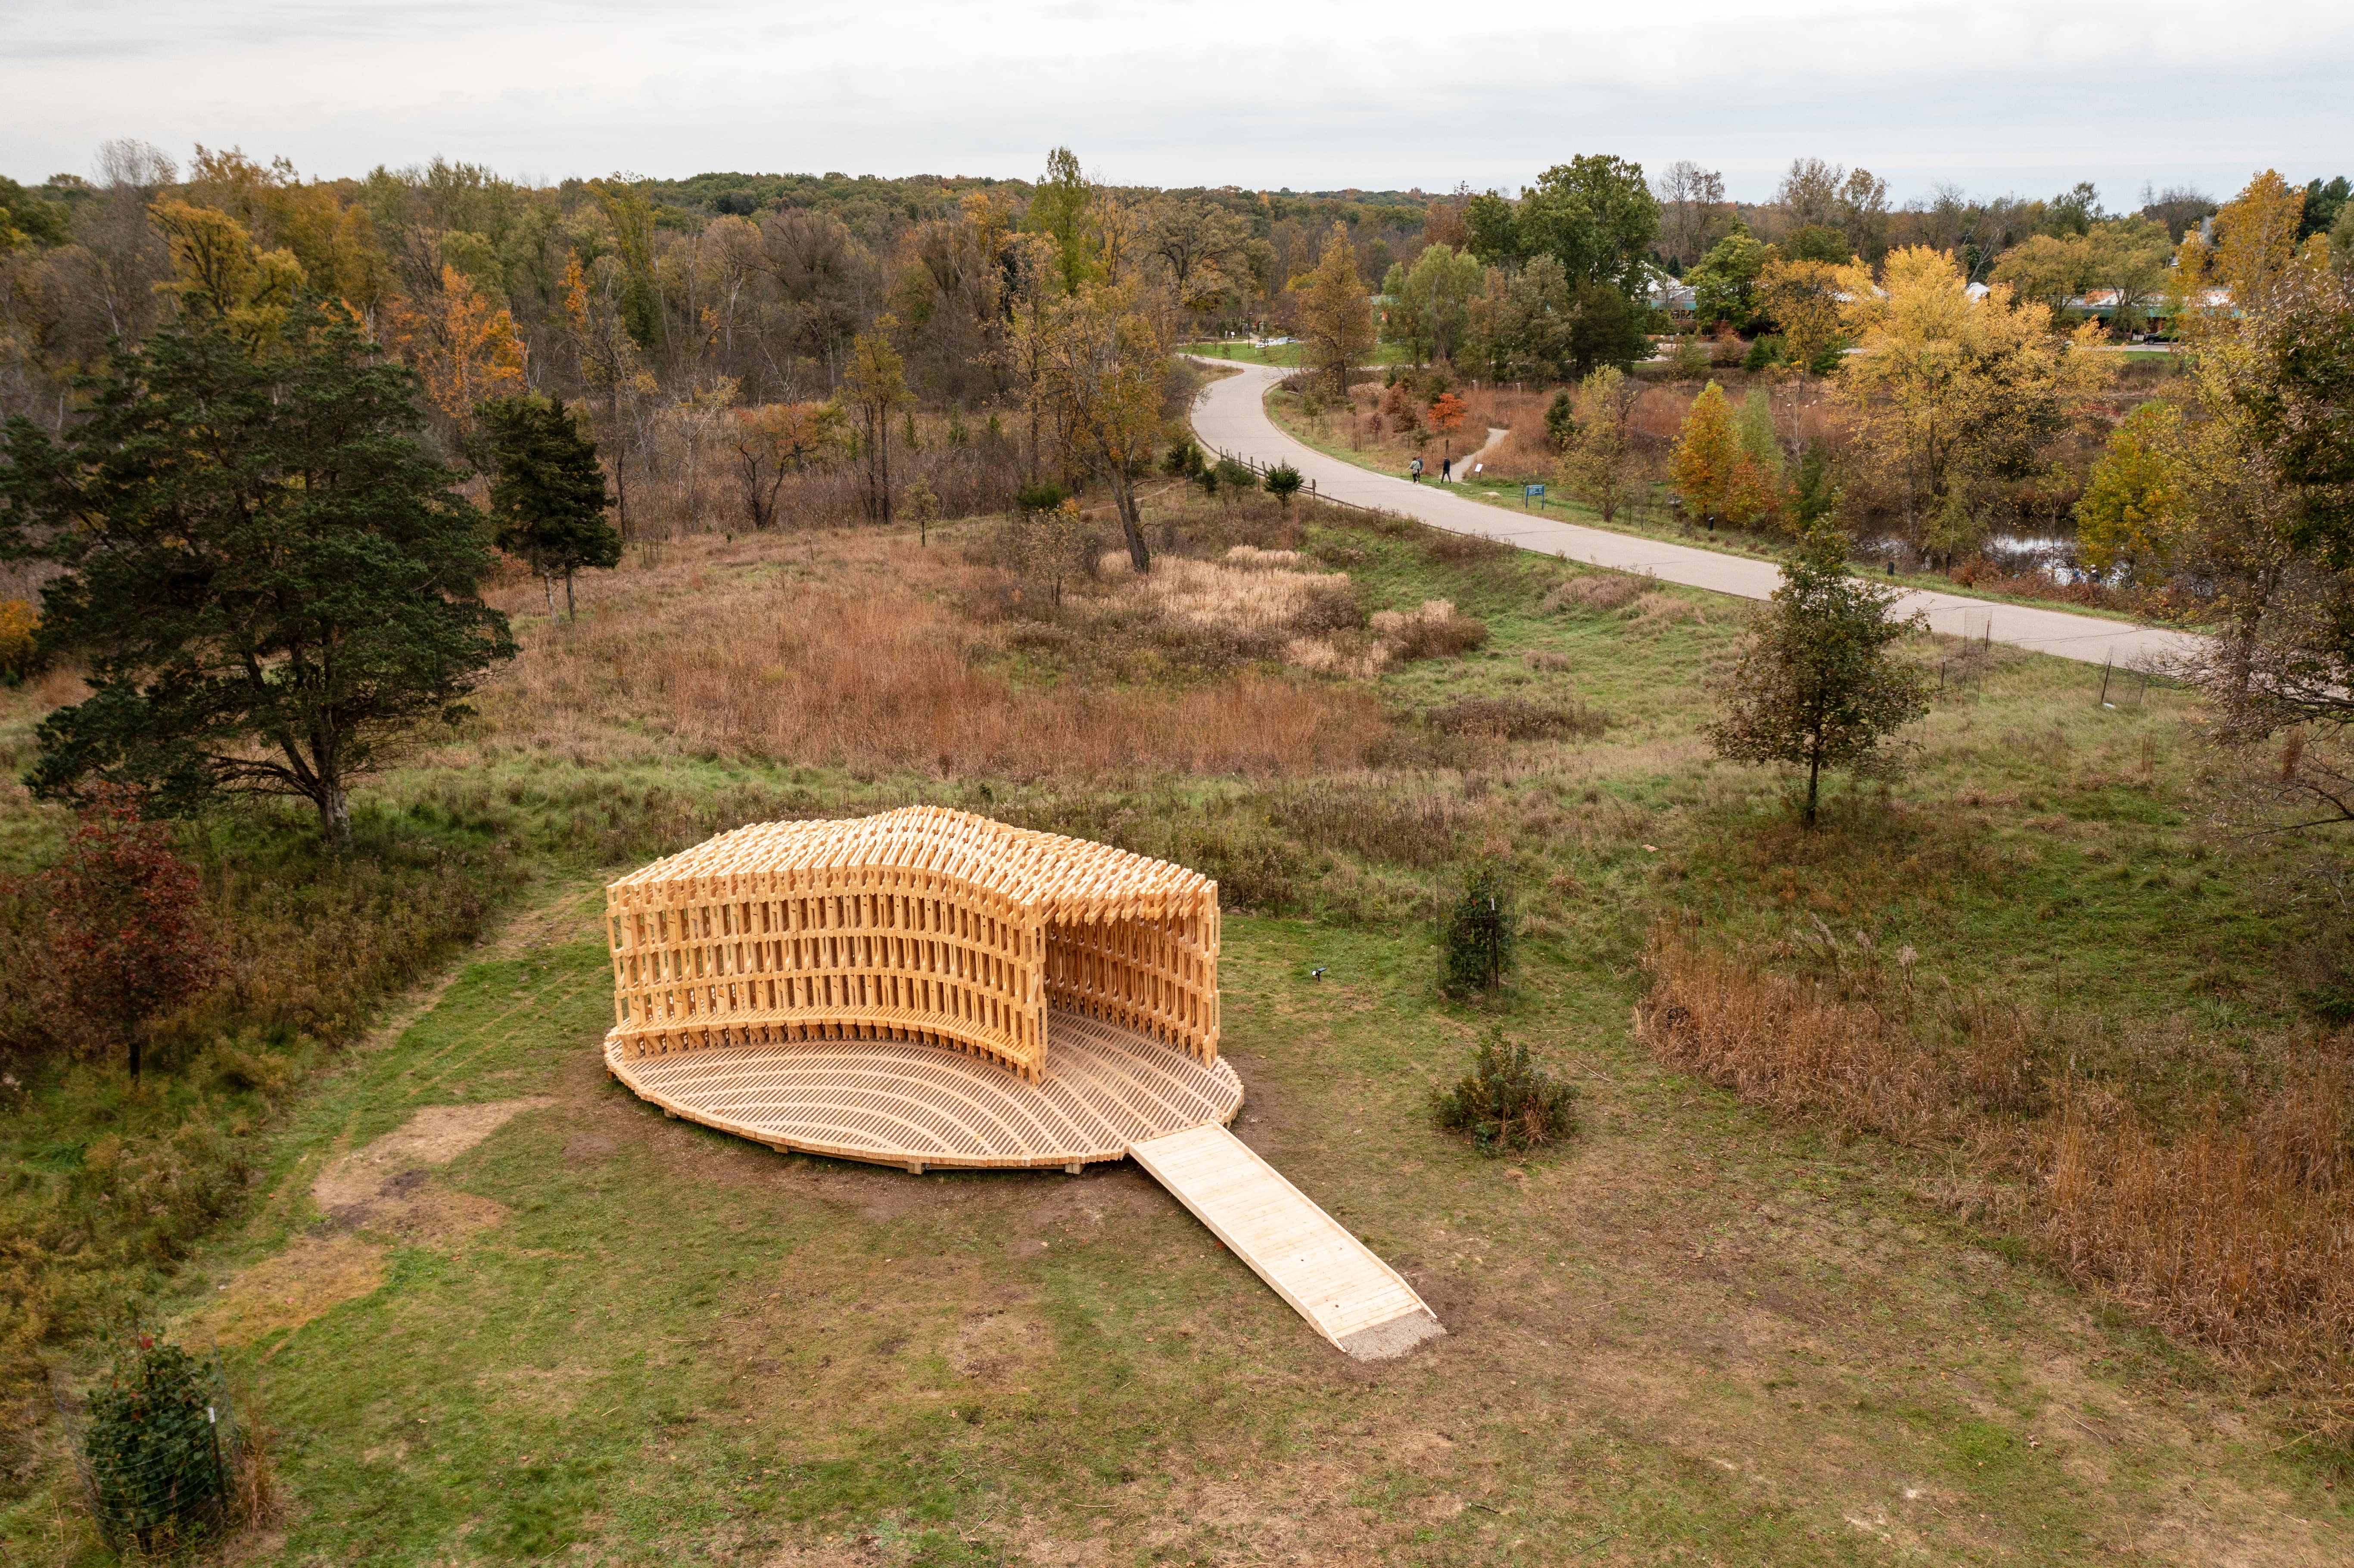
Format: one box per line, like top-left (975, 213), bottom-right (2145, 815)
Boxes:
top-left (1, 302), bottom-right (514, 842)
top-left (477, 392), bottom-right (620, 621)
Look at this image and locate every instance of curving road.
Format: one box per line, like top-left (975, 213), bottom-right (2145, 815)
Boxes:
top-left (1188, 359), bottom-right (2198, 669)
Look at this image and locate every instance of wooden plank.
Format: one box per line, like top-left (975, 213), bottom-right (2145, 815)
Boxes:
top-left (1129, 1124), bottom-right (1442, 1361)
top-left (609, 1009), bottom-right (1242, 1172)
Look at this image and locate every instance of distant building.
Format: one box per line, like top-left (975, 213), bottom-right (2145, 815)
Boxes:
top-left (1647, 278), bottom-right (1698, 320)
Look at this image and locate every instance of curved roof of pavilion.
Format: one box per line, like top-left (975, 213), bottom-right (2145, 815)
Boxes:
top-left (607, 806), bottom-right (1215, 926)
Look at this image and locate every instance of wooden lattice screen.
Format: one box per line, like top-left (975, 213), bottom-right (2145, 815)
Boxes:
top-left (605, 807), bottom-right (1220, 1080)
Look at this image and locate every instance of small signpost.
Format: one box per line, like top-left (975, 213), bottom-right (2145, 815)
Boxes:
top-left (1523, 483), bottom-right (1545, 510)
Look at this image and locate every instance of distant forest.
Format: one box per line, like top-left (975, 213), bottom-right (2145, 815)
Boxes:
top-left (1, 143), bottom-right (2346, 545)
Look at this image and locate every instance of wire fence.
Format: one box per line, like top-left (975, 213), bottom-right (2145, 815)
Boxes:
top-left (53, 1338), bottom-right (245, 1553)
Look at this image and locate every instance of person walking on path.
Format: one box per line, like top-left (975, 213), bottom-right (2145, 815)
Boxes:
top-left (1410, 456), bottom-right (1423, 483)
top-left (1441, 455), bottom-right (1452, 483)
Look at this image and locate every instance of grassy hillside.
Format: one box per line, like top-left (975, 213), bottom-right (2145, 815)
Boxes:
top-left (3, 488), bottom-right (2349, 1563)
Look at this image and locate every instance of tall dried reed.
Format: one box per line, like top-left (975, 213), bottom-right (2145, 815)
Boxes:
top-left (1638, 926), bottom-right (2354, 1394)
top-left (487, 532), bottom-right (1384, 780)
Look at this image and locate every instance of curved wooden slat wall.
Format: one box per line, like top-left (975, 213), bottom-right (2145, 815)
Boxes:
top-left (605, 808), bottom-right (1220, 1082)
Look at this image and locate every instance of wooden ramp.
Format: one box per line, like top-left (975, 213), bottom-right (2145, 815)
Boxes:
top-left (1130, 1124), bottom-right (1443, 1360)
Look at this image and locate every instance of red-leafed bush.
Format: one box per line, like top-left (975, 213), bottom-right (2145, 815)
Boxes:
top-left (38, 787), bottom-right (218, 1077)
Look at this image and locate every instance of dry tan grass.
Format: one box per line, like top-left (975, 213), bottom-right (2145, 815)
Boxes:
top-left (1628, 589), bottom-right (1711, 632)
top-left (483, 530), bottom-right (1384, 780)
top-left (1117, 551), bottom-right (1354, 639)
top-left (1637, 927), bottom-right (2354, 1398)
top-left (1368, 599), bottom-right (1488, 661)
top-left (1542, 574), bottom-right (1645, 615)
top-left (2049, 1082), bottom-right (2354, 1362)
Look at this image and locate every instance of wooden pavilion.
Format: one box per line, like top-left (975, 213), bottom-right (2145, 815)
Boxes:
top-left (599, 808), bottom-right (1442, 1358)
top-left (604, 805), bottom-right (1221, 1083)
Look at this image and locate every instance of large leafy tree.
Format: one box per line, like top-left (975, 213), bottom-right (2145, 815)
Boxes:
top-left (1710, 525), bottom-right (1931, 827)
top-left (1509, 156), bottom-right (1662, 295)
top-left (1026, 146), bottom-right (1096, 297)
top-left (0, 302), bottom-right (516, 842)
top-left (1380, 243), bottom-right (1483, 364)
top-left (1686, 224), bottom-right (1768, 331)
top-left (1038, 281), bottom-right (1166, 572)
top-left (478, 392), bottom-right (619, 621)
top-left (1295, 226), bottom-right (1374, 396)
top-left (2150, 246), bottom-right (2354, 829)
top-left (1833, 246), bottom-right (2111, 563)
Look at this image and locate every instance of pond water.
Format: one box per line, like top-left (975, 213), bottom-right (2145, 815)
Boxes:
top-left (1864, 531), bottom-right (2113, 585)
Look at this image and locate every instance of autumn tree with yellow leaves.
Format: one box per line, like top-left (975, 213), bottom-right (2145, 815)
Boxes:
top-left (2074, 171), bottom-right (2354, 830)
top-left (842, 320), bottom-right (912, 526)
top-left (1669, 380), bottom-right (1778, 529)
top-left (1295, 225), bottom-right (1375, 395)
top-left (1036, 282), bottom-right (1168, 572)
top-left (1756, 257), bottom-right (1845, 371)
top-left (148, 200), bottom-right (305, 345)
top-left (560, 253), bottom-right (656, 539)
top-left (386, 264), bottom-right (528, 436)
top-left (1558, 365), bottom-right (1641, 522)
top-left (730, 401), bottom-right (847, 531)
top-left (1830, 246), bottom-right (2111, 564)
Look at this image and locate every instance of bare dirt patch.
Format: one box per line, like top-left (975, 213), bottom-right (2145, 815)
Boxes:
top-left (947, 1306), bottom-right (1049, 1383)
top-left (192, 1098), bottom-right (553, 1346)
top-left (309, 1096), bottom-right (556, 1210)
top-left (198, 1237), bottom-right (388, 1348)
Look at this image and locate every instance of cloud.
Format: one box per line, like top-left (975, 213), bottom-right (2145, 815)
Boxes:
top-left (2, 0), bottom-right (2347, 201)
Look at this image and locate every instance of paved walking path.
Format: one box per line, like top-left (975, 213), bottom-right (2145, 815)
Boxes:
top-left (1189, 360), bottom-right (2199, 669)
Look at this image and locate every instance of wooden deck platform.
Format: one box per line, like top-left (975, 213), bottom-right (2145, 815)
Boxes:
top-left (607, 1008), bottom-right (1243, 1172)
top-left (608, 1012), bottom-right (1441, 1358)
top-left (1130, 1123), bottom-right (1444, 1360)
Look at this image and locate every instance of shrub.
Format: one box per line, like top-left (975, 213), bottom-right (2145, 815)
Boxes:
top-left (1014, 480), bottom-right (1069, 515)
top-left (1421, 529), bottom-right (1513, 564)
top-left (40, 787), bottom-right (220, 1078)
top-left (0, 598), bottom-right (38, 681)
top-left (1544, 389), bottom-right (1578, 451)
top-left (1263, 463), bottom-right (1304, 509)
top-left (82, 1338), bottom-right (230, 1550)
top-left (1432, 1027), bottom-right (1579, 1153)
top-left (1211, 457), bottom-right (1257, 495)
top-left (1372, 599), bottom-right (1489, 660)
top-left (1541, 573), bottom-right (1644, 614)
top-left (1742, 334), bottom-right (1785, 371)
top-left (1426, 697), bottom-right (1607, 740)
top-left (1440, 857), bottom-right (1516, 995)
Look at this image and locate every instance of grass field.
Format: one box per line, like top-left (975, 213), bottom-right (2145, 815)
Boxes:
top-left (4, 489), bottom-right (2351, 1564)
top-left (1179, 341), bottom-right (1419, 369)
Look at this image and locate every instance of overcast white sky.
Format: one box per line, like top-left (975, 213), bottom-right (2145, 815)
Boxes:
top-left (4, 1), bottom-right (2348, 205)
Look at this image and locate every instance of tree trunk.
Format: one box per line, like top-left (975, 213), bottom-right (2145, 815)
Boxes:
top-left (1114, 477), bottom-right (1150, 573)
top-left (1804, 745), bottom-right (1822, 828)
top-left (544, 571), bottom-right (557, 621)
top-left (565, 570), bottom-right (577, 622)
top-left (319, 781), bottom-right (352, 846)
top-left (128, 1031), bottom-right (141, 1081)
top-left (608, 386), bottom-right (629, 542)
top-left (878, 415), bottom-right (893, 526)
